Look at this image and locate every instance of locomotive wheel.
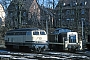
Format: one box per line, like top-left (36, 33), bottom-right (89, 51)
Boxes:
top-left (38, 47), bottom-right (42, 52)
top-left (34, 47), bottom-right (42, 53)
top-left (68, 48), bottom-right (76, 52)
top-left (68, 48), bottom-right (71, 52)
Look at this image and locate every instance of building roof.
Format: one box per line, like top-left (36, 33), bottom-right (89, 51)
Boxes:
top-left (52, 28), bottom-right (71, 34)
top-left (56, 0), bottom-right (90, 9)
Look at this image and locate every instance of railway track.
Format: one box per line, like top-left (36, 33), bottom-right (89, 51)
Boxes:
top-left (0, 49), bottom-right (89, 60)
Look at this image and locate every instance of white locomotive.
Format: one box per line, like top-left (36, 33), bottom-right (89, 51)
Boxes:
top-left (65, 32), bottom-right (82, 51)
top-left (4, 28), bottom-right (48, 52)
top-left (48, 32), bottom-right (82, 52)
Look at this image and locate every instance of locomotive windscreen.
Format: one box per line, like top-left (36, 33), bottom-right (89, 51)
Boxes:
top-left (69, 35), bottom-right (76, 43)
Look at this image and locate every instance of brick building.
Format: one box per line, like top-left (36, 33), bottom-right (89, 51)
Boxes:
top-left (54, 0), bottom-right (90, 41)
top-left (6, 0), bottom-right (53, 29)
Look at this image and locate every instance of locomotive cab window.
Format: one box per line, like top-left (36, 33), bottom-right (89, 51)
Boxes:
top-left (69, 35), bottom-right (76, 43)
top-left (40, 31), bottom-right (46, 35)
top-left (33, 32), bottom-right (39, 35)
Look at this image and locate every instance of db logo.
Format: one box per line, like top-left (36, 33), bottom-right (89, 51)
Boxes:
top-left (38, 37), bottom-right (42, 40)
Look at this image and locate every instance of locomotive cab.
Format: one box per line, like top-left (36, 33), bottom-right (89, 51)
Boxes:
top-left (65, 32), bottom-right (82, 51)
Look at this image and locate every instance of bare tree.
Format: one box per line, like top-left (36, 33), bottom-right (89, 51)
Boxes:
top-left (45, 0), bottom-right (59, 9)
top-left (0, 0), bottom-right (11, 10)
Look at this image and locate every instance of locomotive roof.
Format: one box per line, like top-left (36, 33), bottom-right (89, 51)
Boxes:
top-left (7, 28), bottom-right (40, 32)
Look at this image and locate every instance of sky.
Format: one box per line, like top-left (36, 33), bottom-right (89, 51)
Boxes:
top-left (0, 0), bottom-right (59, 9)
top-left (37, 0), bottom-right (59, 8)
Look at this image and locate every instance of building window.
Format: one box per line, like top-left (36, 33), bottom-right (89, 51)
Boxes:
top-left (71, 18), bottom-right (74, 20)
top-left (63, 3), bottom-right (66, 6)
top-left (66, 18), bottom-right (70, 20)
top-left (81, 9), bottom-right (85, 14)
top-left (71, 10), bottom-right (74, 15)
top-left (66, 10), bottom-right (70, 15)
top-left (23, 12), bottom-right (26, 16)
top-left (70, 1), bottom-right (77, 7)
top-left (81, 1), bottom-right (87, 6)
